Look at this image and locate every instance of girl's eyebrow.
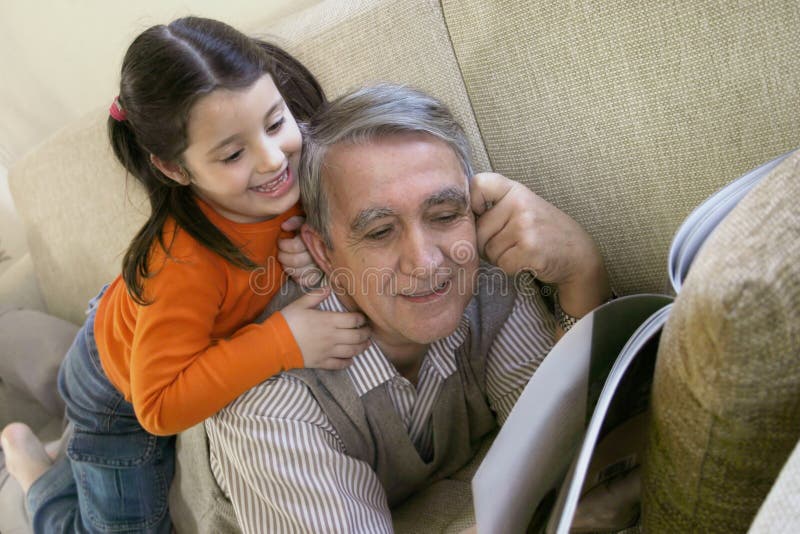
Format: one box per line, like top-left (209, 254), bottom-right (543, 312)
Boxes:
top-left (206, 98), bottom-right (284, 155)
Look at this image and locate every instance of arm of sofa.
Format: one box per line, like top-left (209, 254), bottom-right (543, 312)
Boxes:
top-left (0, 254), bottom-right (46, 313)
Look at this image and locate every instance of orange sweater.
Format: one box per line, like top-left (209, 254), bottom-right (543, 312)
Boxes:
top-left (94, 198), bottom-right (304, 436)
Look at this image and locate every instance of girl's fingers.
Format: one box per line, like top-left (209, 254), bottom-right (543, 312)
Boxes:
top-left (333, 326), bottom-right (371, 345)
top-left (278, 235), bottom-right (307, 253)
top-left (331, 340), bottom-right (370, 359)
top-left (280, 215), bottom-right (306, 232)
top-left (333, 312), bottom-right (367, 329)
top-left (285, 286), bottom-right (330, 310)
top-left (278, 250), bottom-right (313, 268)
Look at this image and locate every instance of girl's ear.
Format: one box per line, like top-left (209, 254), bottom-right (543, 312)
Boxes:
top-left (301, 224), bottom-right (334, 276)
top-left (150, 154), bottom-right (191, 185)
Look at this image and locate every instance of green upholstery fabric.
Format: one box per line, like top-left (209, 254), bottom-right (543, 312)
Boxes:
top-left (750, 439), bottom-right (800, 533)
top-left (642, 150), bottom-right (800, 532)
top-left (441, 0), bottom-right (800, 294)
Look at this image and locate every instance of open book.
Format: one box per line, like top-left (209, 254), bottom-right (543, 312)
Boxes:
top-left (471, 150), bottom-right (793, 534)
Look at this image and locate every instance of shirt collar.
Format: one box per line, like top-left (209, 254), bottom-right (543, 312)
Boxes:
top-left (319, 290), bottom-right (470, 396)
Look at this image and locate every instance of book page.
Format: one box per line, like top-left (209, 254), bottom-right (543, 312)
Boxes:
top-left (668, 151), bottom-right (791, 293)
top-left (472, 295), bottom-right (672, 534)
top-left (546, 302), bottom-right (673, 534)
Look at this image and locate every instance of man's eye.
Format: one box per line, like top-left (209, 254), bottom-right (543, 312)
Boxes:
top-left (365, 227), bottom-right (392, 240)
top-left (222, 149), bottom-right (243, 164)
top-left (433, 212), bottom-right (459, 223)
top-left (266, 117), bottom-right (285, 133)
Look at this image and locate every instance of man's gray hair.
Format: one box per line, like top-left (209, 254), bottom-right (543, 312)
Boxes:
top-left (299, 83), bottom-right (474, 247)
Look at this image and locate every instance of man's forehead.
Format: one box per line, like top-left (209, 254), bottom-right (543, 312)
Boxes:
top-left (322, 134), bottom-right (470, 224)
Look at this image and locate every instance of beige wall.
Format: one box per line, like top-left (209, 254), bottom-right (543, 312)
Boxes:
top-left (0, 0), bottom-right (317, 272)
top-left (0, 0), bottom-right (317, 168)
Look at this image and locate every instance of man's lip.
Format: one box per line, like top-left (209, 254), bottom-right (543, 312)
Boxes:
top-left (399, 279), bottom-right (452, 298)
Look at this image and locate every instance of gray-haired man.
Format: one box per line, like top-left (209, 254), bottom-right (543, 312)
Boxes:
top-left (205, 84), bottom-right (611, 532)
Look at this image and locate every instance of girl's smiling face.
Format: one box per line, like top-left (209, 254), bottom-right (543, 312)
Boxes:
top-left (176, 74), bottom-right (302, 223)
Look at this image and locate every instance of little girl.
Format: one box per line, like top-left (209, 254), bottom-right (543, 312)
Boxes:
top-left (1, 16), bottom-right (369, 533)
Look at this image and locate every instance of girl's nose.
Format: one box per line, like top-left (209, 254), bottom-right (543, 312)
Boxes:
top-left (256, 138), bottom-right (285, 174)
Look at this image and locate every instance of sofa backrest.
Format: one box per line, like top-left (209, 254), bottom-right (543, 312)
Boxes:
top-left (9, 0), bottom-right (800, 323)
top-left (441, 0), bottom-right (800, 294)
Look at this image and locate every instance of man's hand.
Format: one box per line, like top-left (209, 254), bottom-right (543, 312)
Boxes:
top-left (279, 216), bottom-right (324, 287)
top-left (281, 287), bottom-right (371, 370)
top-left (470, 172), bottom-right (611, 324)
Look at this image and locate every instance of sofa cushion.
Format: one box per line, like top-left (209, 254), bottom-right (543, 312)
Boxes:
top-left (441, 0), bottom-right (800, 295)
top-left (0, 307), bottom-right (78, 418)
top-left (642, 150), bottom-right (800, 532)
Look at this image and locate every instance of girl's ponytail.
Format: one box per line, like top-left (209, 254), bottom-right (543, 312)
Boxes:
top-left (109, 113), bottom-right (181, 305)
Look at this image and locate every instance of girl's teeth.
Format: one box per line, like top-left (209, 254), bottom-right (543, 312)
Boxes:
top-left (252, 170), bottom-right (287, 192)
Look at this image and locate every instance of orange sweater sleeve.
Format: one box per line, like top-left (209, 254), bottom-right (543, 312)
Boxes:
top-left (128, 247), bottom-right (304, 436)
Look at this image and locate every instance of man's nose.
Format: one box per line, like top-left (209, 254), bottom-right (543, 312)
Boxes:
top-left (255, 136), bottom-right (285, 174)
top-left (398, 227), bottom-right (444, 277)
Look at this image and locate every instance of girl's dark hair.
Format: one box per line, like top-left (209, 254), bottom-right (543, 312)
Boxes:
top-left (109, 17), bottom-right (325, 304)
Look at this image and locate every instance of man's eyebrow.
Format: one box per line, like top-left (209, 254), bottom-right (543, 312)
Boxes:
top-left (349, 187), bottom-right (468, 234)
top-left (207, 99), bottom-right (284, 155)
top-left (423, 187), bottom-right (469, 209)
top-left (350, 207), bottom-right (397, 234)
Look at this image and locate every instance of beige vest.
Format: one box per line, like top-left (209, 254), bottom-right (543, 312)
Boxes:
top-left (288, 271), bottom-right (517, 506)
top-left (170, 268), bottom-right (517, 528)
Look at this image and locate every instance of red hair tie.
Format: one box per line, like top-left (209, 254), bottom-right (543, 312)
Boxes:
top-left (109, 97), bottom-right (127, 121)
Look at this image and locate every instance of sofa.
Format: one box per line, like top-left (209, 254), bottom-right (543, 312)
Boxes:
top-left (2, 1), bottom-right (799, 532)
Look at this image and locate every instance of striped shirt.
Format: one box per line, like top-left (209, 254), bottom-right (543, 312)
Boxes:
top-left (206, 288), bottom-right (555, 533)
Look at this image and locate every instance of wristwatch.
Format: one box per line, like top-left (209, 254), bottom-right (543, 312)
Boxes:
top-left (554, 290), bottom-right (618, 332)
top-left (554, 296), bottom-right (579, 332)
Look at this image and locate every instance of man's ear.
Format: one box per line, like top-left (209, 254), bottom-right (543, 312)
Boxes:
top-left (301, 224), bottom-right (334, 276)
top-left (150, 154), bottom-right (190, 185)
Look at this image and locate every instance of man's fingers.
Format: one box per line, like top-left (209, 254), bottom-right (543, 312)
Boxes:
top-left (280, 215), bottom-right (305, 232)
top-left (474, 195), bottom-right (516, 256)
top-left (469, 172), bottom-right (514, 216)
top-left (483, 233), bottom-right (517, 267)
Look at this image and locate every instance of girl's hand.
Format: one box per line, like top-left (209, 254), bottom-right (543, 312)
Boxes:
top-left (279, 216), bottom-right (323, 287)
top-left (281, 287), bottom-right (371, 370)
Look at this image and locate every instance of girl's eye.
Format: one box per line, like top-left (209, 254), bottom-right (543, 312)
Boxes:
top-left (365, 226), bottom-right (393, 241)
top-left (222, 149), bottom-right (243, 164)
top-left (266, 116), bottom-right (285, 133)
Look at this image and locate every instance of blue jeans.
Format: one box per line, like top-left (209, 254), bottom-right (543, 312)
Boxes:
top-left (26, 287), bottom-right (174, 533)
